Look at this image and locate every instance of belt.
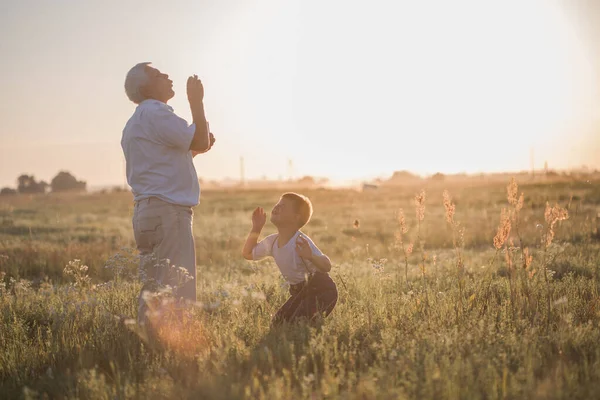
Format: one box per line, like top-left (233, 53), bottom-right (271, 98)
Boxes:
top-left (134, 197), bottom-right (168, 206)
top-left (134, 197), bottom-right (151, 206)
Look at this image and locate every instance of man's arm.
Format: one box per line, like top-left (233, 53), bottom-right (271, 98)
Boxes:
top-left (187, 75), bottom-right (211, 152)
top-left (192, 131), bottom-right (215, 157)
top-left (242, 207), bottom-right (267, 260)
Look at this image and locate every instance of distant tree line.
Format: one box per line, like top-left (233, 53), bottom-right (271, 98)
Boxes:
top-left (0, 171), bottom-right (86, 196)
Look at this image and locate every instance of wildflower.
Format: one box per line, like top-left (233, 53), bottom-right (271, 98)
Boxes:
top-left (397, 209), bottom-right (408, 234)
top-left (516, 193), bottom-right (524, 212)
top-left (545, 230), bottom-right (555, 248)
top-left (544, 202), bottom-right (569, 247)
top-left (544, 202), bottom-right (552, 225)
top-left (370, 258), bottom-right (388, 275)
top-left (406, 243), bottom-right (414, 255)
top-left (443, 190), bottom-right (455, 224)
top-left (104, 248), bottom-right (138, 280)
top-left (63, 259), bottom-right (91, 288)
top-left (504, 244), bottom-right (513, 269)
top-left (493, 208), bottom-right (512, 249)
top-left (457, 224), bottom-right (465, 248)
top-left (507, 178), bottom-right (518, 206)
top-left (415, 190), bottom-right (426, 222)
top-left (544, 202), bottom-right (569, 227)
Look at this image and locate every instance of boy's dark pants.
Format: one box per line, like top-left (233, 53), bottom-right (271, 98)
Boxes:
top-left (273, 272), bottom-right (338, 325)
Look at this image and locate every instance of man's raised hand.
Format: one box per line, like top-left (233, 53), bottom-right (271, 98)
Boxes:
top-left (187, 74), bottom-right (204, 104)
top-left (252, 207), bottom-right (267, 231)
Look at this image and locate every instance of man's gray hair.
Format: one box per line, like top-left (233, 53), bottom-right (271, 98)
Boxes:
top-left (124, 62), bottom-right (151, 104)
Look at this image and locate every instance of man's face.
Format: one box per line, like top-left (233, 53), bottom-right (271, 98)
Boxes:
top-left (141, 66), bottom-right (174, 103)
top-left (270, 197), bottom-right (299, 228)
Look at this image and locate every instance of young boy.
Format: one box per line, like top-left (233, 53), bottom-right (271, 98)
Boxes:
top-left (242, 192), bottom-right (338, 325)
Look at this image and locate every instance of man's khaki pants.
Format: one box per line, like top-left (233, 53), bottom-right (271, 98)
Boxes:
top-left (133, 197), bottom-right (197, 319)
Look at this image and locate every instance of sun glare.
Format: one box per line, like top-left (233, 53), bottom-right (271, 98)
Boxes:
top-left (240, 0), bottom-right (592, 179)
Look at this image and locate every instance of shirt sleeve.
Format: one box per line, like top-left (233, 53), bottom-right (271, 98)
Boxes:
top-left (300, 234), bottom-right (324, 257)
top-left (252, 234), bottom-right (277, 261)
top-left (298, 233), bottom-right (325, 272)
top-left (149, 105), bottom-right (196, 150)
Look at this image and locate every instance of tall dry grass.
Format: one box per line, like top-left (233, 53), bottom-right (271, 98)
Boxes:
top-left (1, 179), bottom-right (599, 399)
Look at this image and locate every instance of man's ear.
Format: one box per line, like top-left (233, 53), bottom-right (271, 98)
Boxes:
top-left (139, 83), bottom-right (151, 100)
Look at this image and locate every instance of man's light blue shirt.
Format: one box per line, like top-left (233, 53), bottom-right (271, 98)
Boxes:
top-left (121, 99), bottom-right (200, 206)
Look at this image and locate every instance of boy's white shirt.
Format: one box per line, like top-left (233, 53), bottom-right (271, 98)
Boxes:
top-left (252, 231), bottom-right (324, 285)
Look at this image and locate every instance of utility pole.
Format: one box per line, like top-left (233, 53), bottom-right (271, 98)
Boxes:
top-left (287, 159), bottom-right (294, 182)
top-left (530, 147), bottom-right (535, 179)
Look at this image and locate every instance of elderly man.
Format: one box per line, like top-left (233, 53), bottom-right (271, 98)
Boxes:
top-left (121, 62), bottom-right (214, 312)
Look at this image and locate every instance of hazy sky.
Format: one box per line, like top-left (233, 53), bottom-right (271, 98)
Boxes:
top-left (1, 0), bottom-right (599, 188)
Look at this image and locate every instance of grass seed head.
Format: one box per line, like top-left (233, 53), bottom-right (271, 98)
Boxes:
top-left (494, 208), bottom-right (512, 250)
top-left (397, 209), bottom-right (408, 234)
top-left (443, 190), bottom-right (455, 224)
top-left (415, 190), bottom-right (426, 222)
top-left (507, 178), bottom-right (518, 206)
top-left (516, 193), bottom-right (524, 212)
top-left (544, 202), bottom-right (569, 247)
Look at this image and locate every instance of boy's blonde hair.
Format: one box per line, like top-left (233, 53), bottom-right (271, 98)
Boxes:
top-left (282, 192), bottom-right (313, 228)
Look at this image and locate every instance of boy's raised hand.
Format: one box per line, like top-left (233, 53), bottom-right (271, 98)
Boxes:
top-left (296, 235), bottom-right (313, 260)
top-left (252, 207), bottom-right (267, 231)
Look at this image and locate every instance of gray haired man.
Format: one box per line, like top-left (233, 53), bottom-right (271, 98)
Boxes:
top-left (121, 63), bottom-right (214, 317)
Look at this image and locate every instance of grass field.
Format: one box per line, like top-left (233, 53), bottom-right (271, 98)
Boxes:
top-left (2, 177), bottom-right (600, 399)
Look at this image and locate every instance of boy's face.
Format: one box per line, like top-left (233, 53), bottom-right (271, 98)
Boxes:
top-left (270, 197), bottom-right (300, 228)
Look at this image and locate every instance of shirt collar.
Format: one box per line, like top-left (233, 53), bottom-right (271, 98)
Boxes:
top-left (139, 99), bottom-right (174, 112)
